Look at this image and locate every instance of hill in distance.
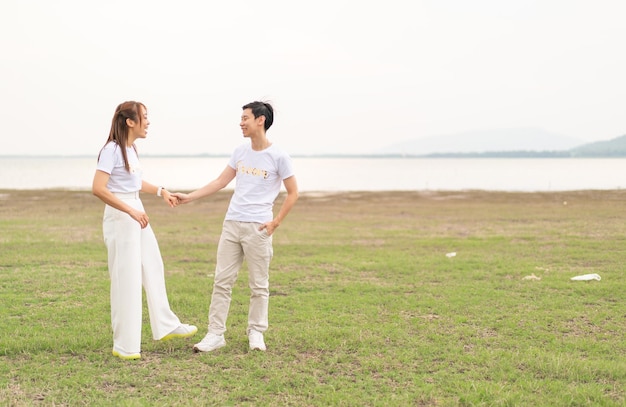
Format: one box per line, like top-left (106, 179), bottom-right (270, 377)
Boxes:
top-left (570, 135), bottom-right (626, 157)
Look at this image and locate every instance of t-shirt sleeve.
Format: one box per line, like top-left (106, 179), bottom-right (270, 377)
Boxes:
top-left (96, 145), bottom-right (116, 174)
top-left (228, 145), bottom-right (245, 170)
top-left (227, 154), bottom-right (237, 170)
top-left (279, 154), bottom-right (295, 180)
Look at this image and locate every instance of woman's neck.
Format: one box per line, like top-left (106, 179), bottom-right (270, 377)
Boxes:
top-left (126, 135), bottom-right (137, 148)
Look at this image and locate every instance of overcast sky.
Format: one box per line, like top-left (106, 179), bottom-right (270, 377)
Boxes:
top-left (1, 0), bottom-right (625, 156)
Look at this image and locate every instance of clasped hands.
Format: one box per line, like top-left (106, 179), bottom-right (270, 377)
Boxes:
top-left (158, 191), bottom-right (187, 208)
top-left (164, 192), bottom-right (190, 207)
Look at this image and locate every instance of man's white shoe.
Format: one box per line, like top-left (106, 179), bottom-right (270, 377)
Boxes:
top-left (193, 333), bottom-right (226, 353)
top-left (248, 330), bottom-right (266, 351)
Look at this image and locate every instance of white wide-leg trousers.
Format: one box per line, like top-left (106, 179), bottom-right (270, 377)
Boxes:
top-left (103, 192), bottom-right (181, 355)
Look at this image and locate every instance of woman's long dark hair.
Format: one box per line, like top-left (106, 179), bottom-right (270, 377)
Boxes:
top-left (97, 101), bottom-right (145, 172)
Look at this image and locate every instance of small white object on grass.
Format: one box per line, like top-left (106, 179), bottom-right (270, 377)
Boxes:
top-left (570, 273), bottom-right (601, 281)
top-left (446, 252), bottom-right (456, 258)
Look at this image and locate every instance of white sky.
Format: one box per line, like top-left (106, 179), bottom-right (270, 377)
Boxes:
top-left (1, 0), bottom-right (625, 156)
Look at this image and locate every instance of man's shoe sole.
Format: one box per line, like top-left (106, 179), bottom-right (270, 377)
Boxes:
top-left (193, 342), bottom-right (226, 353)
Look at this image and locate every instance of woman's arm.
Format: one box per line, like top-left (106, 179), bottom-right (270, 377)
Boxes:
top-left (92, 170), bottom-right (150, 228)
top-left (141, 180), bottom-right (177, 208)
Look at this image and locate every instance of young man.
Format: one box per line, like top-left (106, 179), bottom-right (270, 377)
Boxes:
top-left (173, 101), bottom-right (298, 352)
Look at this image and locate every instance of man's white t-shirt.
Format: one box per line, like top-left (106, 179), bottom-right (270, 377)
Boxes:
top-left (96, 142), bottom-right (143, 192)
top-left (225, 143), bottom-right (295, 223)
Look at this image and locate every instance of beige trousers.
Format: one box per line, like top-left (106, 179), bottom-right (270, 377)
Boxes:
top-left (208, 220), bottom-right (273, 336)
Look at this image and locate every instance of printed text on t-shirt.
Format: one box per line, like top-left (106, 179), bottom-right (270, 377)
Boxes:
top-left (237, 161), bottom-right (269, 179)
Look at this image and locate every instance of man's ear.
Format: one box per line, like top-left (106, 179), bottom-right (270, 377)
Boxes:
top-left (257, 115), bottom-right (266, 126)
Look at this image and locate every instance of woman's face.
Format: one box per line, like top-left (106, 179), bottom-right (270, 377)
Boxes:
top-left (128, 106), bottom-right (150, 140)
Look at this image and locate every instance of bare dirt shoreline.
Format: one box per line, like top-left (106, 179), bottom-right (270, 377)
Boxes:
top-left (3, 188), bottom-right (625, 227)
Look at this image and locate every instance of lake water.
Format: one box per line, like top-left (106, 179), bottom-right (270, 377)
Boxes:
top-left (1, 156), bottom-right (625, 192)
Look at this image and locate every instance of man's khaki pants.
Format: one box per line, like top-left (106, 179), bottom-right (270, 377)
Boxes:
top-left (208, 220), bottom-right (273, 336)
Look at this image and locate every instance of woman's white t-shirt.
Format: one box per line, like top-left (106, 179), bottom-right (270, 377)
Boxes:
top-left (226, 143), bottom-right (294, 223)
top-left (96, 142), bottom-right (143, 193)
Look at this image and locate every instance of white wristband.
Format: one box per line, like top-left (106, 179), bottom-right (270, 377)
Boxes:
top-left (157, 186), bottom-right (164, 197)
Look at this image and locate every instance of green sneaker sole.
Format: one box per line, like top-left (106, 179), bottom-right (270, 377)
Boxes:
top-left (160, 327), bottom-right (198, 341)
top-left (112, 350), bottom-right (141, 360)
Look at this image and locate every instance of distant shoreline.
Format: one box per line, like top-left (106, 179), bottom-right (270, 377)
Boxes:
top-left (2, 152), bottom-right (626, 159)
top-left (3, 157), bottom-right (626, 192)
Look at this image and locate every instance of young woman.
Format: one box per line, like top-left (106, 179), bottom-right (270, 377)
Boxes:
top-left (92, 101), bottom-right (197, 360)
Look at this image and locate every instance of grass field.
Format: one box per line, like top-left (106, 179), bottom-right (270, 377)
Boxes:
top-left (1, 189), bottom-right (625, 406)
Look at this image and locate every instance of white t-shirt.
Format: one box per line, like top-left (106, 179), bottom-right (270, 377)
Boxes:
top-left (225, 143), bottom-right (295, 223)
top-left (96, 142), bottom-right (143, 193)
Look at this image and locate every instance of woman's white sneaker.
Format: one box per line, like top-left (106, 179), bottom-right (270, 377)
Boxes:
top-left (161, 324), bottom-right (198, 341)
top-left (112, 348), bottom-right (141, 360)
top-left (193, 333), bottom-right (226, 352)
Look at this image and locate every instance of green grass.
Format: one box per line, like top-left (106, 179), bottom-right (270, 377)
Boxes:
top-left (1, 189), bottom-right (625, 406)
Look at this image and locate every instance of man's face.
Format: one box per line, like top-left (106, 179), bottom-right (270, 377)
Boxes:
top-left (240, 108), bottom-right (263, 137)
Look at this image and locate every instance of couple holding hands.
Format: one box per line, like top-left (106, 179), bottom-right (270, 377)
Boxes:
top-left (92, 100), bottom-right (298, 360)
